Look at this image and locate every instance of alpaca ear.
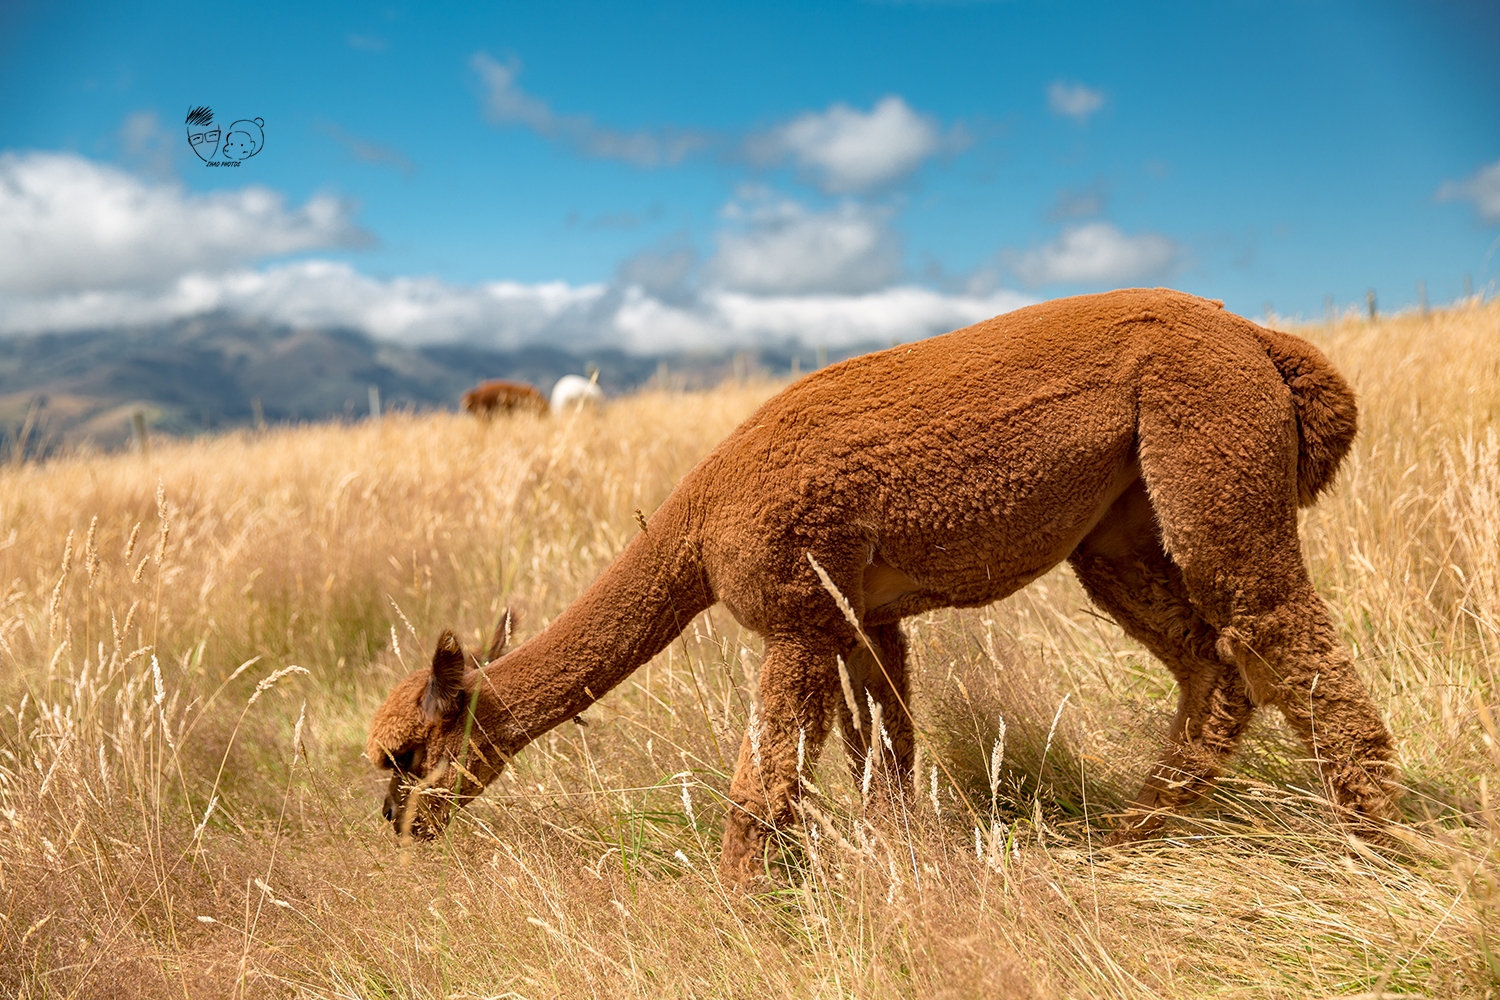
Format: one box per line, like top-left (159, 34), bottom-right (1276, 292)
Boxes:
top-left (481, 608), bottom-right (515, 664)
top-left (422, 630), bottom-right (468, 721)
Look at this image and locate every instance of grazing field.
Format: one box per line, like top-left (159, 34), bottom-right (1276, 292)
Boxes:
top-left (1, 300), bottom-right (1497, 999)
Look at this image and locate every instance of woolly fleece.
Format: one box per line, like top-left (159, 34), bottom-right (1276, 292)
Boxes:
top-left (368, 288), bottom-right (1396, 884)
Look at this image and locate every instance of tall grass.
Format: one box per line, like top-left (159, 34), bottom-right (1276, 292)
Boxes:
top-left (1, 302), bottom-right (1496, 998)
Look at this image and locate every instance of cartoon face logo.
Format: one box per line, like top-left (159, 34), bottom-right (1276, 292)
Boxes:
top-left (220, 119), bottom-right (265, 160)
top-left (185, 107), bottom-right (265, 164)
top-left (185, 106), bottom-right (219, 162)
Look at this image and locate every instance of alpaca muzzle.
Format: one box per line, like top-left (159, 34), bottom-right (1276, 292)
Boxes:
top-left (387, 757), bottom-right (452, 843)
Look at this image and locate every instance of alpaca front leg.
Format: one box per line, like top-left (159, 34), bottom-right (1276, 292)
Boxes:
top-left (720, 726), bottom-right (778, 885)
top-left (719, 640), bottom-right (834, 886)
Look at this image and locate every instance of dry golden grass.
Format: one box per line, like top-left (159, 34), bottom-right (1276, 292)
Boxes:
top-left (1, 301), bottom-right (1497, 999)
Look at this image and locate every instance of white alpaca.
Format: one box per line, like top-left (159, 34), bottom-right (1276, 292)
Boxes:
top-left (550, 375), bottom-right (604, 412)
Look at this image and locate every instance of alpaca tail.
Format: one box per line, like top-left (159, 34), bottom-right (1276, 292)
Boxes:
top-left (1251, 325), bottom-right (1359, 506)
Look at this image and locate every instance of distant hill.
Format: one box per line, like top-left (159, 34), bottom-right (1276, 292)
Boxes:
top-left (0, 314), bottom-right (866, 457)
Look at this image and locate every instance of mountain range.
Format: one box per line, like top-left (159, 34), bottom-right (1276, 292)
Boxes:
top-left (0, 315), bottom-right (859, 458)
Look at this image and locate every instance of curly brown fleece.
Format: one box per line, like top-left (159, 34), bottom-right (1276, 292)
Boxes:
top-left (461, 379), bottom-right (549, 417)
top-left (368, 288), bottom-right (1397, 883)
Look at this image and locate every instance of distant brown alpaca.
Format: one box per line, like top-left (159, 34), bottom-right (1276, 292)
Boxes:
top-left (461, 379), bottom-right (549, 417)
top-left (369, 289), bottom-right (1398, 884)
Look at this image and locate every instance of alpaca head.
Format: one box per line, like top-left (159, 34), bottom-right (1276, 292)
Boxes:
top-left (367, 612), bottom-right (512, 842)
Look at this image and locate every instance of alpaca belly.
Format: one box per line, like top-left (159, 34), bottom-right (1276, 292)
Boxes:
top-left (861, 547), bottom-right (1027, 621)
top-left (876, 456), bottom-right (1143, 612)
top-left (863, 557), bottom-right (922, 612)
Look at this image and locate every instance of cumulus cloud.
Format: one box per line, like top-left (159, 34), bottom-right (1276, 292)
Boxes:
top-left (1009, 222), bottom-right (1180, 287)
top-left (470, 51), bottom-right (959, 194)
top-left (608, 284), bottom-right (1035, 352)
top-left (471, 52), bottom-right (708, 167)
top-left (747, 96), bottom-right (949, 194)
top-left (1, 256), bottom-right (1036, 353)
top-left (706, 191), bottom-right (901, 295)
top-left (118, 110), bottom-right (177, 179)
top-left (616, 239), bottom-right (697, 296)
top-left (1437, 158), bottom-right (1500, 225)
top-left (0, 259), bottom-right (607, 344)
top-left (0, 150), bottom-right (1038, 354)
top-left (1047, 81), bottom-right (1105, 124)
top-left (707, 286), bottom-right (1032, 348)
top-left (0, 152), bottom-right (372, 296)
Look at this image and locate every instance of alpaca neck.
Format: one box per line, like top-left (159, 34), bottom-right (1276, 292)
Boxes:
top-left (476, 507), bottom-right (711, 752)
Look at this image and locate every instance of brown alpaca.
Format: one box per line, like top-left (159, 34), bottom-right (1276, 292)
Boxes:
top-left (369, 288), bottom-right (1398, 883)
top-left (461, 379), bottom-right (549, 417)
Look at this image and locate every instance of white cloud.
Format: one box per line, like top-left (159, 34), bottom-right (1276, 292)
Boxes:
top-left (611, 285), bottom-right (1035, 352)
top-left (0, 260), bottom-right (607, 345)
top-left (118, 110), bottom-right (176, 179)
top-left (1047, 81), bottom-right (1105, 124)
top-left (1010, 222), bottom-right (1180, 287)
top-left (471, 52), bottom-right (707, 167)
top-left (0, 256), bottom-right (1036, 354)
top-left (616, 240), bottom-right (696, 294)
top-left (1437, 159), bottom-right (1500, 225)
top-left (750, 96), bottom-right (945, 193)
top-left (713, 286), bottom-right (1034, 347)
top-left (0, 150), bottom-right (1037, 354)
top-left (0, 152), bottom-right (372, 296)
top-left (471, 52), bottom-right (952, 192)
top-left (706, 192), bottom-right (901, 295)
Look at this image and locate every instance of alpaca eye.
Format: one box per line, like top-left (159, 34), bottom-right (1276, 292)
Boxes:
top-left (388, 748), bottom-right (419, 772)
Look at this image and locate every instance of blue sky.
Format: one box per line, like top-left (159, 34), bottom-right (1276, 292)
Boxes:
top-left (1, 0), bottom-right (1497, 351)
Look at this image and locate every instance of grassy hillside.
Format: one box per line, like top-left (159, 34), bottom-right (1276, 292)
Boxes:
top-left (0, 300), bottom-right (1496, 998)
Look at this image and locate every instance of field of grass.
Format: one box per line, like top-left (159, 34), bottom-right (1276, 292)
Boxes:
top-left (1, 300), bottom-right (1497, 999)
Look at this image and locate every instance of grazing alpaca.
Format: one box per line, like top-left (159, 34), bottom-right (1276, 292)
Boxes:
top-left (551, 374), bottom-right (604, 412)
top-left (462, 379), bottom-right (549, 417)
top-left (369, 288), bottom-right (1397, 884)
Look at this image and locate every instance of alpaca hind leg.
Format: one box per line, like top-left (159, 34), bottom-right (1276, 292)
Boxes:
top-left (720, 638), bottom-right (835, 886)
top-left (834, 623), bottom-right (915, 806)
top-left (1214, 590), bottom-right (1397, 834)
top-left (1070, 484), bottom-right (1256, 842)
top-left (1136, 397), bottom-right (1397, 835)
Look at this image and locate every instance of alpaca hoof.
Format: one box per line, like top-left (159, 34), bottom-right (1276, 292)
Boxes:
top-left (1102, 810), bottom-right (1167, 848)
top-left (1339, 814), bottom-right (1399, 854)
top-left (1101, 829), bottom-right (1152, 850)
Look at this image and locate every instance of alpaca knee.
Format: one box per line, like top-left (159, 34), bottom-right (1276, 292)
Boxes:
top-left (1214, 629), bottom-right (1289, 708)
